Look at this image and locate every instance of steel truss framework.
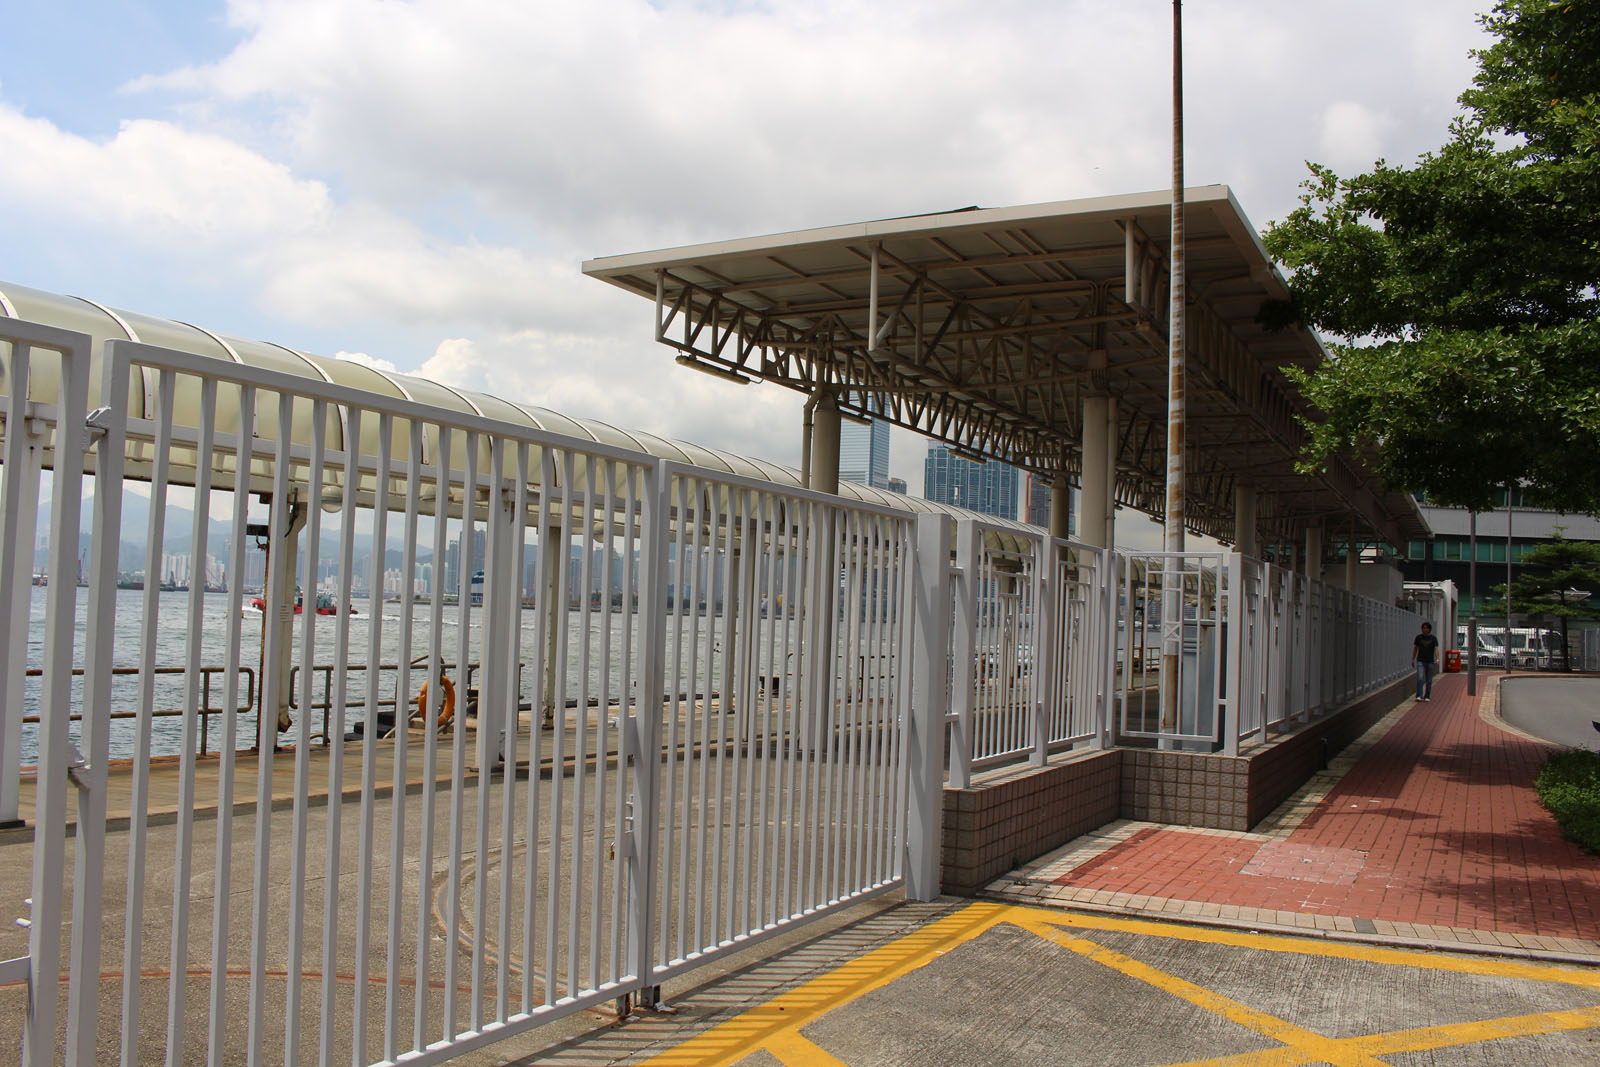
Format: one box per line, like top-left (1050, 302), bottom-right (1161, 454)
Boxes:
top-left (585, 187), bottom-right (1427, 549)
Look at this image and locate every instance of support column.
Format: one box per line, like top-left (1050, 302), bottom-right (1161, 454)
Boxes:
top-left (1306, 524), bottom-right (1324, 583)
top-left (1233, 483), bottom-right (1258, 559)
top-left (1104, 395), bottom-right (1119, 550)
top-left (1080, 352), bottom-right (1109, 549)
top-left (809, 390), bottom-right (841, 496)
top-left (1049, 470), bottom-right (1072, 541)
top-left (266, 501), bottom-right (308, 749)
top-left (1345, 534), bottom-right (1359, 590)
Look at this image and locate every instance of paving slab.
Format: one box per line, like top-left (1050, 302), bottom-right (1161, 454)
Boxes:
top-left (990, 672), bottom-right (1600, 960)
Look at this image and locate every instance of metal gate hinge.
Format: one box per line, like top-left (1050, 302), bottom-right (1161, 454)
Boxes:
top-left (84, 406), bottom-right (114, 445)
top-left (66, 743), bottom-right (93, 791)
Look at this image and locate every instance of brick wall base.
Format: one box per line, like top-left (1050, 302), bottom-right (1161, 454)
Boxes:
top-left (940, 677), bottom-right (1412, 895)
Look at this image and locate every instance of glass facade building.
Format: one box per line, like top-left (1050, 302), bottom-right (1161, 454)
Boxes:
top-left (839, 413), bottom-right (891, 490)
top-left (923, 444), bottom-right (1020, 520)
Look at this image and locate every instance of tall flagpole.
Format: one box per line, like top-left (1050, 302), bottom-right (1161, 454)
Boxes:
top-left (1161, 0), bottom-right (1187, 737)
top-left (1165, 0), bottom-right (1186, 555)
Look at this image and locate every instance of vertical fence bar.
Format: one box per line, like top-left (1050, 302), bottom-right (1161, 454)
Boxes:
top-left (543, 449), bottom-right (574, 1003)
top-left (948, 519), bottom-right (976, 788)
top-left (444, 429), bottom-right (478, 1039)
top-left (566, 458), bottom-right (597, 994)
top-left (21, 326), bottom-right (89, 1067)
top-left (284, 396), bottom-right (328, 1059)
top-left (164, 376), bottom-right (216, 1067)
top-left (317, 404), bottom-right (361, 1067)
top-left (609, 462), bottom-right (637, 981)
top-left (357, 411), bottom-right (393, 1067)
top-left (520, 446), bottom-right (555, 1014)
top-left (119, 368), bottom-right (176, 1067)
top-left (627, 457), bottom-right (668, 992)
top-left (0, 339), bottom-right (42, 829)
top-left (69, 336), bottom-right (126, 1067)
top-left (413, 422), bottom-right (451, 1051)
top-left (497, 440), bottom-right (531, 1018)
top-left (203, 383), bottom-right (253, 1066)
top-left (906, 512), bottom-right (950, 900)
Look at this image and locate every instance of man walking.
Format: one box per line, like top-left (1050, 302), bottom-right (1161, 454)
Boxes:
top-left (1412, 621), bottom-right (1440, 701)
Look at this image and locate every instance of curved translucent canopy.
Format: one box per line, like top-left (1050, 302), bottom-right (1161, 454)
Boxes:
top-left (1, 279), bottom-right (1044, 553)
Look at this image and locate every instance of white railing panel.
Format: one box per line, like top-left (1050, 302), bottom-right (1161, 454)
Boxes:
top-left (647, 466), bottom-right (912, 985)
top-left (1044, 537), bottom-right (1109, 752)
top-left (2, 320), bottom-right (93, 1066)
top-left (1115, 552), bottom-right (1230, 748)
top-left (54, 338), bottom-right (672, 1065)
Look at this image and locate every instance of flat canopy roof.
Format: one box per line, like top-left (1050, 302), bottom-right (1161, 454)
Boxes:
top-left (585, 185), bottom-right (1428, 548)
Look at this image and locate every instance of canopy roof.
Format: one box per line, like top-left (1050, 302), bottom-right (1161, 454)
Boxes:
top-left (583, 186), bottom-right (1429, 548)
top-left (0, 279), bottom-right (1041, 550)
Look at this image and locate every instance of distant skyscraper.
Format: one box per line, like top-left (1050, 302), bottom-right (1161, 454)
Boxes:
top-left (838, 406), bottom-right (891, 489)
top-left (923, 444), bottom-right (1020, 520)
top-left (887, 476), bottom-right (907, 495)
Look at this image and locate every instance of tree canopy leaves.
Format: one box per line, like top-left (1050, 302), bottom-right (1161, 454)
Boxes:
top-left (1262, 0), bottom-right (1600, 514)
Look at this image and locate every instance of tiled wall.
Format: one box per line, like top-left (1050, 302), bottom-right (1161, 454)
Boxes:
top-left (941, 750), bottom-right (1122, 896)
top-left (1121, 750), bottom-right (1251, 829)
top-left (940, 678), bottom-right (1412, 893)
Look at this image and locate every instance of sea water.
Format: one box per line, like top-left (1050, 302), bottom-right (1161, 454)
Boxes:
top-left (13, 584), bottom-right (789, 764)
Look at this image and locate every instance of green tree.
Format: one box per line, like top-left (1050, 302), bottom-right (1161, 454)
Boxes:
top-left (1483, 530), bottom-right (1600, 669)
top-left (1262, 0), bottom-right (1600, 513)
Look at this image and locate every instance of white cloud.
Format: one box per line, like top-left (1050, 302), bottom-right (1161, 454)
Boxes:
top-left (0, 0), bottom-right (1496, 487)
top-left (332, 349), bottom-right (397, 373)
top-left (0, 106), bottom-right (330, 243)
top-left (1318, 101), bottom-right (1398, 174)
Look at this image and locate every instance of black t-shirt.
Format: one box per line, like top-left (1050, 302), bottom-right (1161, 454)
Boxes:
top-left (1414, 632), bottom-right (1439, 663)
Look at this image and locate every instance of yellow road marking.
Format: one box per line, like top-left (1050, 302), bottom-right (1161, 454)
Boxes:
top-left (1013, 915), bottom-right (1390, 1067)
top-left (634, 902), bottom-right (1006, 1067)
top-left (636, 903), bottom-right (1600, 1067)
top-left (768, 1030), bottom-right (850, 1066)
top-left (1038, 910), bottom-right (1600, 989)
top-left (1158, 1005), bottom-right (1600, 1066)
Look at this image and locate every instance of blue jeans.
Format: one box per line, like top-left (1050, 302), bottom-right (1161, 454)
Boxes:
top-left (1415, 660), bottom-right (1436, 699)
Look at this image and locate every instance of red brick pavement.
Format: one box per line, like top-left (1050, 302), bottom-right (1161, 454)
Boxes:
top-left (1053, 673), bottom-right (1600, 939)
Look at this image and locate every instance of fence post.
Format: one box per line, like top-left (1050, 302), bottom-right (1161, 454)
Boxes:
top-left (625, 459), bottom-right (670, 990)
top-left (1100, 550), bottom-right (1121, 749)
top-left (1031, 534), bottom-right (1053, 766)
top-left (905, 512), bottom-right (951, 901)
top-left (0, 352), bottom-right (46, 827)
top-left (19, 322), bottom-right (92, 1067)
top-left (1223, 553), bottom-right (1243, 757)
top-left (947, 519), bottom-right (976, 789)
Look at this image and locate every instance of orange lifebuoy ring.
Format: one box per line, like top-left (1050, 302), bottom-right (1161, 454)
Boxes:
top-left (417, 674), bottom-right (456, 728)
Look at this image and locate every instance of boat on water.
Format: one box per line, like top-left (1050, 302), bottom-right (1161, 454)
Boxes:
top-left (249, 590), bottom-right (355, 616)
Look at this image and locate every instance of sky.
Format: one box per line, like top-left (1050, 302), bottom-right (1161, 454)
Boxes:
top-left (0, 0), bottom-right (1495, 529)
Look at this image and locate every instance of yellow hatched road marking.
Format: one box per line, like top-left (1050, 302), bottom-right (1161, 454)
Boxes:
top-left (1157, 1005), bottom-right (1600, 1066)
top-left (1013, 915), bottom-right (1390, 1067)
top-left (634, 902), bottom-right (1007, 1067)
top-left (635, 903), bottom-right (1600, 1067)
top-left (1038, 910), bottom-right (1600, 989)
top-left (767, 1031), bottom-right (851, 1066)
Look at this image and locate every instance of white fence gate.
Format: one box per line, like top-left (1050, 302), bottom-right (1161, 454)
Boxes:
top-left (2, 327), bottom-right (940, 1066)
top-left (3, 317), bottom-right (1427, 1065)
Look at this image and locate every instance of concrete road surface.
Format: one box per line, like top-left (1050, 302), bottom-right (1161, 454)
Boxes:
top-left (1501, 675), bottom-right (1600, 749)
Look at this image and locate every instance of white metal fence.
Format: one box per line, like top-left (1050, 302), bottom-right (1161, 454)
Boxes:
top-left (945, 536), bottom-right (1421, 775)
top-left (3, 317), bottom-right (1425, 1065)
top-left (2, 328), bottom-right (935, 1066)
